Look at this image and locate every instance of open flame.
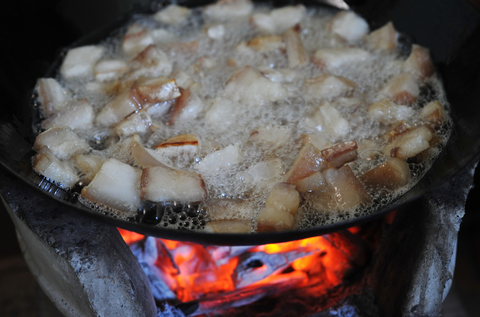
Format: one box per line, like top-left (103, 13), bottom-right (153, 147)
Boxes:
top-left (118, 218), bottom-right (386, 316)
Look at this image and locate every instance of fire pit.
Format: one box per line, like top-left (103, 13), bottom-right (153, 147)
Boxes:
top-left (1, 154), bottom-right (477, 316)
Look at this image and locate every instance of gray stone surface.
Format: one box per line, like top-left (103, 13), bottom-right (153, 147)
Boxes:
top-left (0, 169), bottom-right (157, 317)
top-left (369, 158), bottom-right (478, 317)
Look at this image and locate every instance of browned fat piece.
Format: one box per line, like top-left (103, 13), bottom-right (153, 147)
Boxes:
top-left (285, 143), bottom-right (327, 185)
top-left (361, 157), bottom-right (411, 190)
top-left (321, 140), bottom-right (358, 168)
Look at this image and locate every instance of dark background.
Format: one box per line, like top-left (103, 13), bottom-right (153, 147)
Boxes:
top-left (0, 0), bottom-right (480, 315)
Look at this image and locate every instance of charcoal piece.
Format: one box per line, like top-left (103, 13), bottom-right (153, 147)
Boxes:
top-left (206, 245), bottom-right (255, 265)
top-left (233, 250), bottom-right (310, 288)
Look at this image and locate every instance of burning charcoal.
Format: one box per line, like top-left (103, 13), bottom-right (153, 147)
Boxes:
top-left (60, 45), bottom-right (105, 80)
top-left (35, 78), bottom-right (70, 116)
top-left (72, 153), bottom-right (107, 186)
top-left (154, 4), bottom-right (192, 25)
top-left (283, 27), bottom-right (309, 68)
top-left (304, 75), bottom-right (356, 101)
top-left (256, 182), bottom-right (300, 232)
top-left (141, 165), bottom-right (207, 202)
top-left (167, 88), bottom-right (204, 125)
top-left (130, 238), bottom-right (178, 301)
top-left (285, 143), bottom-right (327, 185)
top-left (207, 246), bottom-right (255, 265)
top-left (130, 44), bottom-right (173, 79)
top-left (402, 44), bottom-right (435, 81)
top-left (33, 126), bottom-right (90, 160)
top-left (321, 140), bottom-right (358, 169)
top-left (233, 250), bottom-right (310, 288)
top-left (223, 66), bottom-right (287, 106)
top-left (365, 22), bottom-right (398, 51)
top-left (250, 5), bottom-right (306, 34)
top-left (195, 144), bottom-right (243, 175)
top-left (376, 73), bottom-right (419, 105)
top-left (81, 158), bottom-right (142, 213)
top-left (41, 99), bottom-right (94, 130)
top-left (203, 0), bottom-right (254, 21)
top-left (327, 11), bottom-right (369, 43)
top-left (247, 35), bottom-right (284, 52)
top-left (177, 271), bottom-right (306, 316)
top-left (312, 48), bottom-right (371, 71)
top-left (32, 147), bottom-right (80, 189)
top-left (322, 231), bottom-right (370, 284)
top-left (114, 110), bottom-right (153, 137)
top-left (420, 100), bottom-right (444, 128)
top-left (305, 102), bottom-right (350, 141)
top-left (94, 59), bottom-right (128, 82)
top-left (368, 98), bottom-right (415, 125)
top-left (361, 157), bottom-right (411, 190)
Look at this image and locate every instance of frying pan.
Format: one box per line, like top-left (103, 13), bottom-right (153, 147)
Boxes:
top-left (1, 0), bottom-right (479, 245)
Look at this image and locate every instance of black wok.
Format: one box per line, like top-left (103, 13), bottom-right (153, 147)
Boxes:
top-left (1, 0), bottom-right (479, 245)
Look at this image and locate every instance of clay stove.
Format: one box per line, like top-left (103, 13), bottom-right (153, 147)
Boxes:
top-left (0, 155), bottom-right (477, 317)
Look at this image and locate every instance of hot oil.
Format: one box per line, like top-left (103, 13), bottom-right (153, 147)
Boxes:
top-left (45, 4), bottom-right (452, 231)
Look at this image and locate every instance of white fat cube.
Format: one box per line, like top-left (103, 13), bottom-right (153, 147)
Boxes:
top-left (312, 48), bottom-right (371, 71)
top-left (42, 99), bottom-right (94, 130)
top-left (376, 73), bottom-right (419, 105)
top-left (236, 158), bottom-right (283, 190)
top-left (365, 22), bottom-right (398, 51)
top-left (368, 99), bottom-right (415, 124)
top-left (130, 45), bottom-right (173, 79)
top-left (420, 100), bottom-right (444, 127)
top-left (94, 59), bottom-right (128, 82)
top-left (196, 144), bottom-right (243, 174)
top-left (205, 219), bottom-right (251, 233)
top-left (204, 98), bottom-right (239, 130)
top-left (257, 182), bottom-right (300, 232)
top-left (251, 5), bottom-right (306, 34)
top-left (247, 35), bottom-right (284, 52)
top-left (72, 153), bottom-right (107, 185)
top-left (32, 147), bottom-right (79, 189)
top-left (402, 44), bottom-right (435, 81)
top-left (168, 88), bottom-right (204, 124)
top-left (304, 75), bottom-right (356, 100)
top-left (122, 24), bottom-right (154, 57)
top-left (249, 125), bottom-right (291, 149)
top-left (224, 66), bottom-right (286, 106)
top-left (385, 125), bottom-right (433, 159)
top-left (95, 87), bottom-right (141, 127)
top-left (35, 78), bottom-right (70, 116)
top-left (155, 134), bottom-right (199, 158)
top-left (258, 67), bottom-right (298, 83)
top-left (114, 110), bottom-right (152, 137)
top-left (283, 28), bottom-right (309, 68)
top-left (61, 45), bottom-right (105, 80)
top-left (154, 4), bottom-right (191, 25)
top-left (33, 127), bottom-right (90, 160)
top-left (81, 158), bottom-right (142, 213)
top-left (328, 11), bottom-right (369, 43)
top-left (307, 102), bottom-right (350, 141)
top-left (203, 0), bottom-right (253, 21)
top-left (140, 166), bottom-right (207, 202)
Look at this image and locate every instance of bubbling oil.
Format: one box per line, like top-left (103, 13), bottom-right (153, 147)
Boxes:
top-left (42, 3), bottom-right (451, 232)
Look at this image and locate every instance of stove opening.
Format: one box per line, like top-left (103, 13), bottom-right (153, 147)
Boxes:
top-left (118, 216), bottom-right (386, 316)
